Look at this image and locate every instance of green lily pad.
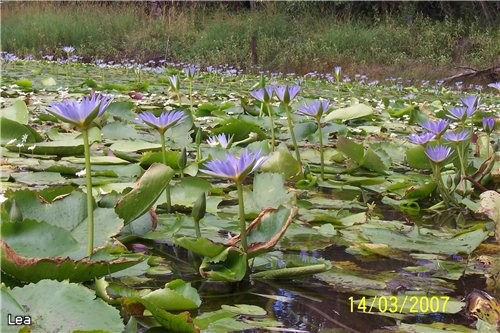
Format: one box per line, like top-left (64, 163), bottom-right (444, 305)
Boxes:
top-left (1, 280), bottom-right (125, 332)
top-left (122, 297), bottom-right (198, 333)
top-left (362, 224), bottom-right (490, 255)
top-left (0, 117), bottom-right (43, 145)
top-left (0, 241), bottom-right (142, 283)
top-left (7, 140), bottom-right (84, 156)
top-left (325, 103), bottom-right (373, 121)
top-left (143, 279), bottom-right (201, 311)
top-left (115, 163), bottom-right (175, 224)
top-left (1, 219), bottom-right (78, 257)
top-left (1, 100), bottom-right (29, 124)
top-left (260, 147), bottom-right (301, 179)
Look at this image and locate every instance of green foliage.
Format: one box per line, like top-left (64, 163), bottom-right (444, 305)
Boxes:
top-left (2, 2), bottom-right (498, 75)
top-left (1, 280), bottom-right (125, 332)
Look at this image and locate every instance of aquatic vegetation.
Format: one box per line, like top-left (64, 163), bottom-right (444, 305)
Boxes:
top-left (48, 93), bottom-right (112, 256)
top-left (0, 54), bottom-right (498, 332)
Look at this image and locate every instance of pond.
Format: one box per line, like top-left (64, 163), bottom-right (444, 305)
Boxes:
top-left (1, 53), bottom-right (498, 332)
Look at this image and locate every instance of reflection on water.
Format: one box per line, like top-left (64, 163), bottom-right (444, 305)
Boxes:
top-left (151, 242), bottom-right (483, 332)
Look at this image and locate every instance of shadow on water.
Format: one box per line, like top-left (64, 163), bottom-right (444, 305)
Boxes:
top-left (149, 242), bottom-right (485, 332)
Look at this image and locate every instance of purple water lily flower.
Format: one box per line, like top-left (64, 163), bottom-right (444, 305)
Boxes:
top-left (168, 75), bottom-right (180, 91)
top-left (63, 46), bottom-right (75, 53)
top-left (487, 82), bottom-right (500, 90)
top-left (200, 149), bottom-right (267, 183)
top-left (184, 66), bottom-right (196, 79)
top-left (447, 107), bottom-right (468, 122)
top-left (275, 85), bottom-right (300, 104)
top-left (408, 132), bottom-right (436, 145)
top-left (443, 130), bottom-right (469, 143)
top-left (138, 110), bottom-right (187, 134)
top-left (460, 95), bottom-right (481, 115)
top-left (48, 93), bottom-right (112, 130)
top-left (425, 145), bottom-right (453, 164)
top-left (297, 99), bottom-right (333, 119)
top-left (334, 66), bottom-right (342, 78)
top-left (420, 119), bottom-right (449, 136)
top-left (207, 133), bottom-right (232, 148)
top-left (483, 117), bottom-right (495, 134)
top-left (250, 86), bottom-right (274, 103)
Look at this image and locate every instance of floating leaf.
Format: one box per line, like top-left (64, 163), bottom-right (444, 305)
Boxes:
top-left (115, 163), bottom-right (175, 224)
top-left (1, 220), bottom-right (78, 257)
top-left (325, 103), bottom-right (373, 121)
top-left (143, 279), bottom-right (201, 311)
top-left (362, 224), bottom-right (490, 255)
top-left (0, 241), bottom-right (142, 283)
top-left (1, 100), bottom-right (29, 124)
top-left (227, 206), bottom-right (298, 257)
top-left (122, 297), bottom-right (198, 333)
top-left (243, 173), bottom-right (294, 214)
top-left (6, 140), bottom-right (84, 156)
top-left (211, 118), bottom-right (266, 142)
top-left (0, 280), bottom-right (125, 332)
top-left (406, 145), bottom-right (431, 169)
top-left (0, 117), bottom-right (42, 145)
top-left (260, 147), bottom-right (301, 179)
top-left (336, 136), bottom-right (364, 164)
top-left (199, 247), bottom-right (247, 282)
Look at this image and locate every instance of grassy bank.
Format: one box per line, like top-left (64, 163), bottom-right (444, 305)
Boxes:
top-left (2, 2), bottom-right (499, 79)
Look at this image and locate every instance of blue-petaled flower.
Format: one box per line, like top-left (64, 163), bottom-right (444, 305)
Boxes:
top-left (275, 85), bottom-right (300, 104)
top-left (184, 66), bottom-right (196, 79)
top-left (334, 66), bottom-right (342, 79)
top-left (168, 75), bottom-right (180, 91)
top-left (443, 130), bottom-right (469, 143)
top-left (200, 149), bottom-right (267, 183)
top-left (487, 82), bottom-right (500, 90)
top-left (447, 107), bottom-right (468, 122)
top-left (461, 95), bottom-right (480, 115)
top-left (207, 133), bottom-right (232, 148)
top-left (48, 93), bottom-right (112, 129)
top-left (138, 110), bottom-right (188, 134)
top-left (408, 132), bottom-right (436, 145)
top-left (483, 117), bottom-right (495, 134)
top-left (63, 46), bottom-right (75, 53)
top-left (420, 119), bottom-right (449, 136)
top-left (425, 145), bottom-right (453, 164)
top-left (297, 99), bottom-right (333, 119)
top-left (250, 86), bottom-right (274, 103)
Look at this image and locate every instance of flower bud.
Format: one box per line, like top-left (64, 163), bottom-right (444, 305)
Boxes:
top-left (178, 147), bottom-right (187, 170)
top-left (195, 128), bottom-right (202, 146)
top-left (192, 192), bottom-right (206, 223)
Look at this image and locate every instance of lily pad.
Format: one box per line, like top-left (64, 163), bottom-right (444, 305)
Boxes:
top-left (0, 241), bottom-right (142, 283)
top-left (1, 279), bottom-right (125, 332)
top-left (115, 163), bottom-right (175, 224)
top-left (325, 103), bottom-right (373, 121)
top-left (143, 279), bottom-right (201, 311)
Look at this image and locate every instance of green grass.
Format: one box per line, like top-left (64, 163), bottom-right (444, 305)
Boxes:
top-left (2, 2), bottom-right (499, 79)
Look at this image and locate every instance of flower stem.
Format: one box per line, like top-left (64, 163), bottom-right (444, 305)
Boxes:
top-left (432, 164), bottom-right (453, 205)
top-left (317, 119), bottom-right (324, 180)
top-left (189, 79), bottom-right (193, 115)
top-left (284, 104), bottom-right (302, 167)
top-left (236, 181), bottom-right (248, 254)
top-left (194, 219), bottom-right (201, 238)
top-left (82, 129), bottom-right (94, 257)
top-left (160, 133), bottom-right (171, 213)
top-left (267, 103), bottom-right (276, 151)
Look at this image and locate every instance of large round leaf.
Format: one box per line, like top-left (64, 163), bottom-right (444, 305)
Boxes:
top-left (0, 241), bottom-right (143, 283)
top-left (1, 279), bottom-right (125, 332)
top-left (143, 279), bottom-right (201, 311)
